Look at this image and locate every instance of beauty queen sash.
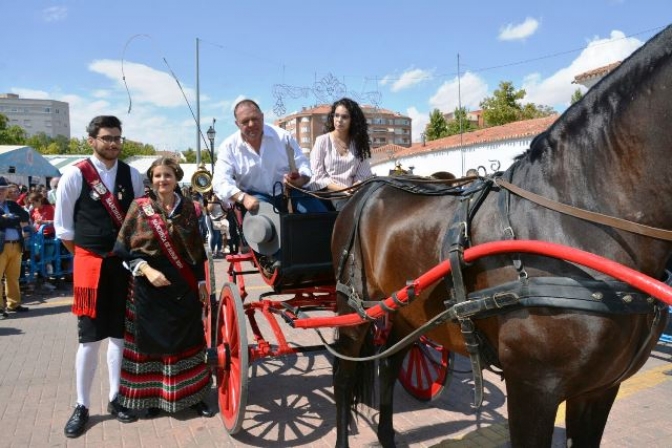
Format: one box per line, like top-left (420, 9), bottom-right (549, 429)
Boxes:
top-left (75, 159), bottom-right (126, 228)
top-left (137, 198), bottom-right (198, 292)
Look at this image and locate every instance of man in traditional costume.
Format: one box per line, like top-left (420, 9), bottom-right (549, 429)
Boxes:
top-left (55, 116), bottom-right (145, 438)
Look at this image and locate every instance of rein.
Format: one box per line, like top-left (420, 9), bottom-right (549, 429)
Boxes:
top-left (496, 177), bottom-right (672, 241)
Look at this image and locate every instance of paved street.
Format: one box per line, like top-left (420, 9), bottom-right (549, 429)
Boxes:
top-left (2, 257), bottom-right (672, 447)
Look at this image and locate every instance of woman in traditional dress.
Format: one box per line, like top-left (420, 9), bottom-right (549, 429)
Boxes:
top-left (309, 97), bottom-right (373, 211)
top-left (113, 156), bottom-right (214, 419)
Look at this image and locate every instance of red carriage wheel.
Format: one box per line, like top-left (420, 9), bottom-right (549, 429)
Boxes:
top-left (398, 336), bottom-right (452, 401)
top-left (216, 282), bottom-right (249, 434)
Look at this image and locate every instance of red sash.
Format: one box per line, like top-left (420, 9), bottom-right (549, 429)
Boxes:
top-left (137, 198), bottom-right (199, 292)
top-left (76, 159), bottom-right (126, 228)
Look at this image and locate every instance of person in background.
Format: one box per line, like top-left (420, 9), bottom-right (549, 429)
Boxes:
top-left (0, 176), bottom-right (31, 318)
top-left (55, 115), bottom-right (144, 438)
top-left (47, 177), bottom-right (60, 205)
top-left (28, 192), bottom-right (57, 281)
top-left (16, 185), bottom-right (28, 207)
top-left (309, 97), bottom-right (373, 211)
top-left (113, 157), bottom-right (213, 419)
top-left (206, 198), bottom-right (226, 257)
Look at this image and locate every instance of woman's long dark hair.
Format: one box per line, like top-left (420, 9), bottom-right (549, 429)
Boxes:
top-left (324, 97), bottom-right (371, 160)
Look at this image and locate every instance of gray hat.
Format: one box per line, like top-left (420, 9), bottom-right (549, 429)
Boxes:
top-left (0, 176), bottom-right (8, 188)
top-left (242, 201), bottom-right (281, 255)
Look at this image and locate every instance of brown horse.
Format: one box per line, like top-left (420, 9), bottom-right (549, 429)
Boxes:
top-left (331, 25), bottom-right (672, 448)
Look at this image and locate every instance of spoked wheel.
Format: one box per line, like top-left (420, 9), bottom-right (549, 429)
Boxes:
top-left (398, 336), bottom-right (453, 401)
top-left (216, 282), bottom-right (249, 434)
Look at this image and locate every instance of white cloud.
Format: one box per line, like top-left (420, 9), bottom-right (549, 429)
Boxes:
top-left (522, 30), bottom-right (642, 108)
top-left (381, 68), bottom-right (433, 92)
top-left (10, 88), bottom-right (50, 99)
top-left (429, 72), bottom-right (489, 113)
top-left (499, 17), bottom-right (540, 41)
top-left (89, 59), bottom-right (196, 108)
top-left (406, 107), bottom-right (428, 143)
top-left (42, 6), bottom-right (68, 23)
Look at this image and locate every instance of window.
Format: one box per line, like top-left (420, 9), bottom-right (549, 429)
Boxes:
top-left (300, 126), bottom-right (309, 133)
top-left (301, 137), bottom-right (311, 144)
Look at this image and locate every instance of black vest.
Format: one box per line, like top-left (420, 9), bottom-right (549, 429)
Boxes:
top-left (74, 161), bottom-right (134, 255)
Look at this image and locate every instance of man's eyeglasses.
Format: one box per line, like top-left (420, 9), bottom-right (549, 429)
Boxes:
top-left (97, 136), bottom-right (124, 144)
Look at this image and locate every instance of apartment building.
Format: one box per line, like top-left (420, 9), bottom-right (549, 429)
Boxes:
top-left (0, 93), bottom-right (70, 139)
top-left (275, 104), bottom-right (412, 151)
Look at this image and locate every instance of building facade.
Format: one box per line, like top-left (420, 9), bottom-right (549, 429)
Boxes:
top-left (0, 93), bottom-right (71, 139)
top-left (371, 115), bottom-right (558, 177)
top-left (275, 104), bottom-right (412, 152)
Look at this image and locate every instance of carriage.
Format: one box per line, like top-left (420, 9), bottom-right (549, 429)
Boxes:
top-left (198, 196), bottom-right (454, 434)
top-left (197, 25), bottom-right (672, 447)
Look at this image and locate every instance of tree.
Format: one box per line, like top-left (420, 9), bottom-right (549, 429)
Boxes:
top-left (424, 109), bottom-right (450, 141)
top-left (0, 125), bottom-right (27, 145)
top-left (446, 107), bottom-right (478, 136)
top-left (183, 148), bottom-right (197, 163)
top-left (480, 81), bottom-right (526, 127)
top-left (571, 88), bottom-right (583, 104)
top-left (480, 81), bottom-right (555, 127)
top-left (520, 103), bottom-right (555, 120)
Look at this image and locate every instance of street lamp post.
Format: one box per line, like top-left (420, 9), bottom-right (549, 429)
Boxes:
top-left (206, 119), bottom-right (216, 174)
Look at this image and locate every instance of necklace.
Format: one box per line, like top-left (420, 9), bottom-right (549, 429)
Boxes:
top-left (332, 134), bottom-right (350, 156)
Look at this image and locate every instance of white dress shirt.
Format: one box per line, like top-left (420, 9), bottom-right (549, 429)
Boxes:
top-left (54, 156), bottom-right (145, 241)
top-left (212, 124), bottom-right (312, 201)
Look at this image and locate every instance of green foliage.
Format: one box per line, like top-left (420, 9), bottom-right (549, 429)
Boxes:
top-left (0, 113), bottom-right (8, 129)
top-left (424, 109), bottom-right (450, 141)
top-left (480, 81), bottom-right (555, 127)
top-left (183, 148), bottom-right (197, 163)
top-left (182, 147), bottom-right (215, 165)
top-left (120, 140), bottom-right (157, 160)
top-left (571, 88), bottom-right (584, 104)
top-left (0, 125), bottom-right (27, 145)
top-left (446, 107), bottom-right (478, 136)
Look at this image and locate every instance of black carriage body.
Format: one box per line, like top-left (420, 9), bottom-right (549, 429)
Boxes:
top-left (275, 211), bottom-right (339, 291)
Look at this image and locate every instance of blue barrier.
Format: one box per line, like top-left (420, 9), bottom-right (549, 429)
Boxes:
top-left (20, 224), bottom-right (73, 284)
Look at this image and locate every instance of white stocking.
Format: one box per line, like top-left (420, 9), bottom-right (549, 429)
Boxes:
top-left (107, 337), bottom-right (124, 402)
top-left (75, 340), bottom-right (102, 409)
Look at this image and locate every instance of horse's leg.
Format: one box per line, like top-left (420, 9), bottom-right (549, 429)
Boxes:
top-left (377, 344), bottom-right (408, 448)
top-left (564, 385), bottom-right (620, 447)
top-left (333, 324), bottom-right (375, 448)
top-left (505, 378), bottom-right (559, 447)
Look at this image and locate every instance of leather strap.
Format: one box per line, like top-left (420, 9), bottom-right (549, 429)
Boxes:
top-left (495, 178), bottom-right (672, 241)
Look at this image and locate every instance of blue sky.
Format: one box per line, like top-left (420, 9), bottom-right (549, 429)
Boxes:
top-left (1, 1), bottom-right (670, 152)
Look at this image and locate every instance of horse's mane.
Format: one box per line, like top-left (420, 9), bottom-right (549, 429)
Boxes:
top-left (523, 25), bottom-right (672, 163)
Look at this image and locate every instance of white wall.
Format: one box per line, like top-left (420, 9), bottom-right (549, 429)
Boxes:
top-left (372, 136), bottom-right (534, 177)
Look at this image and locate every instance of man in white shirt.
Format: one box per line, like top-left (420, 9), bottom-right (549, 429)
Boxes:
top-left (212, 99), bottom-right (326, 214)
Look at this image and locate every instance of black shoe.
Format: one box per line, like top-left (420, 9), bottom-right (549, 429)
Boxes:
top-left (190, 401), bottom-right (215, 418)
top-left (0, 310), bottom-right (8, 320)
top-left (8, 305), bottom-right (29, 313)
top-left (107, 397), bottom-right (138, 423)
top-left (144, 407), bottom-right (162, 419)
top-left (64, 404), bottom-right (89, 438)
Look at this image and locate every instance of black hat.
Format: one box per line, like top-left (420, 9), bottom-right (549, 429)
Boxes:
top-left (0, 176), bottom-right (8, 188)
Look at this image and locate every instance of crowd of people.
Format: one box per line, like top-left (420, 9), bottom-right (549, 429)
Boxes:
top-left (0, 176), bottom-right (64, 318)
top-left (2, 96), bottom-right (377, 438)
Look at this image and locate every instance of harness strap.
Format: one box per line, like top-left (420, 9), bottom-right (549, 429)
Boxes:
top-left (497, 169), bottom-right (528, 279)
top-left (496, 177), bottom-right (672, 241)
